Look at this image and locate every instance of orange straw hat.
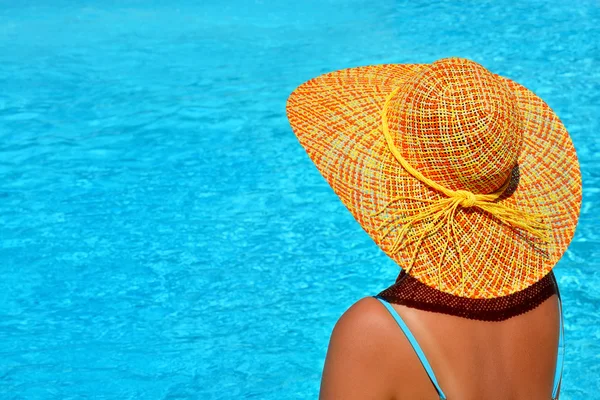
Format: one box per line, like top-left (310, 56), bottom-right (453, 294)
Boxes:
top-left (286, 57), bottom-right (582, 299)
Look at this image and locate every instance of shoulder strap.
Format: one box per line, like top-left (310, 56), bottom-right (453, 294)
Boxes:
top-left (373, 296), bottom-right (447, 399)
top-left (552, 293), bottom-right (565, 399)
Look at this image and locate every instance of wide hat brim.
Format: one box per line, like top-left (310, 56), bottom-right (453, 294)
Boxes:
top-left (286, 62), bottom-right (582, 299)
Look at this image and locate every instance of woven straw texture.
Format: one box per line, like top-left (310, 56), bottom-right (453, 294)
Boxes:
top-left (286, 57), bottom-right (582, 299)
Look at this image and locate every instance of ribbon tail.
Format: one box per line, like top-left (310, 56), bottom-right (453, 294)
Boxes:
top-left (478, 203), bottom-right (551, 242)
top-left (402, 202), bottom-right (456, 274)
top-left (390, 203), bottom-right (453, 253)
top-left (382, 199), bottom-right (451, 242)
top-left (449, 204), bottom-right (467, 296)
top-left (436, 201), bottom-right (459, 291)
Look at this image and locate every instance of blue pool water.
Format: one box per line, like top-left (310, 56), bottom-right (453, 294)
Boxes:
top-left (0, 1), bottom-right (598, 398)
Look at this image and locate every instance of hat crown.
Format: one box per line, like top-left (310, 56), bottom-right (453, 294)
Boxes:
top-left (386, 57), bottom-right (523, 194)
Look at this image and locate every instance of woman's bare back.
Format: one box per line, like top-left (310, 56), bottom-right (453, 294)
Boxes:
top-left (320, 294), bottom-right (562, 400)
top-left (382, 294), bottom-right (561, 399)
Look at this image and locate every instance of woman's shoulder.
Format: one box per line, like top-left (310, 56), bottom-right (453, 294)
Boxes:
top-left (328, 297), bottom-right (423, 374)
top-left (332, 297), bottom-right (399, 339)
top-left (320, 297), bottom-right (411, 400)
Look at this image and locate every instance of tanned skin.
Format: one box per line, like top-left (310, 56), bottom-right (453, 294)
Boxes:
top-left (320, 295), bottom-right (561, 400)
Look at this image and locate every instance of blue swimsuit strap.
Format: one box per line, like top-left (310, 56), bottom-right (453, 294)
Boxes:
top-left (552, 293), bottom-right (565, 399)
top-left (373, 296), bottom-right (447, 399)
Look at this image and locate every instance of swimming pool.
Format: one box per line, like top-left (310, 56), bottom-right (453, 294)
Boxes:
top-left (0, 0), bottom-right (598, 398)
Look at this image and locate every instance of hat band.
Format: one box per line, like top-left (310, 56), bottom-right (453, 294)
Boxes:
top-left (369, 87), bottom-right (551, 294)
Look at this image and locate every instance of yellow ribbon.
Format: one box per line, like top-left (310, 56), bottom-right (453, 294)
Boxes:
top-left (370, 87), bottom-right (550, 293)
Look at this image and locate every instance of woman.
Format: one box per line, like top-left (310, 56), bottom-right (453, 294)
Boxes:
top-left (286, 57), bottom-right (581, 399)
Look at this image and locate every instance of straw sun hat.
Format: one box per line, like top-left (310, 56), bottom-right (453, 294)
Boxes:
top-left (286, 57), bottom-right (581, 299)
